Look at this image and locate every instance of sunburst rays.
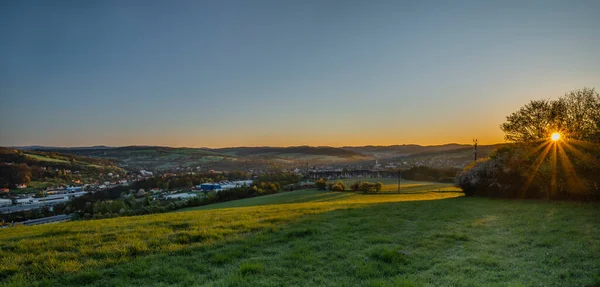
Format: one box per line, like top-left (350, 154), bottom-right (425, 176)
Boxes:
top-left (521, 133), bottom-right (598, 198)
top-left (521, 141), bottom-right (553, 195)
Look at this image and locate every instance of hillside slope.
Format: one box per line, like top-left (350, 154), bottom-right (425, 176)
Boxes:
top-left (0, 147), bottom-right (125, 191)
top-left (25, 144), bottom-right (502, 171)
top-left (1, 183), bottom-right (598, 286)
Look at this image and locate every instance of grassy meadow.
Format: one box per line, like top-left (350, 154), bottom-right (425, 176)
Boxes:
top-left (328, 177), bottom-right (456, 193)
top-left (1, 181), bottom-right (599, 286)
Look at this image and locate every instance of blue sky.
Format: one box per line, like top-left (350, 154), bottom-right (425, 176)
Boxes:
top-left (1, 0), bottom-right (599, 147)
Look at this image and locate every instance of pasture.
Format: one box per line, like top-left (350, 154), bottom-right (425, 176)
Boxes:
top-left (328, 177), bottom-right (455, 193)
top-left (1, 181), bottom-right (599, 286)
top-left (24, 153), bottom-right (70, 164)
top-left (24, 152), bottom-right (104, 168)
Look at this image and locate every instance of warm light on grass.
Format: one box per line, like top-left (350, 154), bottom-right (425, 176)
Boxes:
top-left (551, 132), bottom-right (561, 141)
top-left (1, 183), bottom-right (599, 286)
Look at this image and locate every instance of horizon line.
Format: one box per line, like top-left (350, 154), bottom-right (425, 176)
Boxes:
top-left (4, 142), bottom-right (505, 150)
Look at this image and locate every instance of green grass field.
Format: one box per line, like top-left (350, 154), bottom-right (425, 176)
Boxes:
top-left (1, 181), bottom-right (599, 286)
top-left (24, 153), bottom-right (70, 163)
top-left (327, 177), bottom-right (456, 193)
top-left (24, 153), bottom-right (105, 168)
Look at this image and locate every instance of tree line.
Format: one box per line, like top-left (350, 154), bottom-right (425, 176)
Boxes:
top-left (315, 179), bottom-right (384, 193)
top-left (37, 172), bottom-right (298, 221)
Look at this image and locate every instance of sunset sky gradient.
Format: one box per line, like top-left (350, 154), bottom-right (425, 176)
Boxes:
top-left (1, 0), bottom-right (599, 147)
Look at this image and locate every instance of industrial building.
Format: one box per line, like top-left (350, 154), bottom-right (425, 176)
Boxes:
top-left (0, 199), bottom-right (12, 207)
top-left (197, 180), bottom-right (253, 192)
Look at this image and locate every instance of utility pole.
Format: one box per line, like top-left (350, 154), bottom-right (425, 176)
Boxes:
top-left (397, 170), bottom-right (401, 194)
top-left (473, 139), bottom-right (478, 162)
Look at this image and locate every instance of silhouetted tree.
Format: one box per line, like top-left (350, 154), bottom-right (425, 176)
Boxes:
top-left (501, 88), bottom-right (600, 142)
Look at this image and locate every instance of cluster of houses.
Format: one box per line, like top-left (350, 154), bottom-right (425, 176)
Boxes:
top-left (1, 170), bottom-right (258, 225)
top-left (0, 169), bottom-right (162, 213)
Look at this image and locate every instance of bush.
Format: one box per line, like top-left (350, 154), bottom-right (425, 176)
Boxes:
top-left (375, 182), bottom-right (383, 192)
top-left (336, 181), bottom-right (346, 191)
top-left (315, 178), bottom-right (327, 190)
top-left (330, 183), bottom-right (345, 192)
top-left (359, 182), bottom-right (378, 193)
top-left (455, 143), bottom-right (600, 200)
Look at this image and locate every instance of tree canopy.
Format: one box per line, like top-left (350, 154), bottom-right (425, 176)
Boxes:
top-left (459, 87), bottom-right (600, 201)
top-left (501, 87), bottom-right (600, 143)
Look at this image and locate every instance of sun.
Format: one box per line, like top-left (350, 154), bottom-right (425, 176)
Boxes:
top-left (551, 132), bottom-right (561, 141)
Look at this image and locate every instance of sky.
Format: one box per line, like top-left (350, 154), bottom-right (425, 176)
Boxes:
top-left (1, 0), bottom-right (599, 148)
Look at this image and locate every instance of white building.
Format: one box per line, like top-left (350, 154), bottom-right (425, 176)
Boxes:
top-left (0, 199), bottom-right (12, 207)
top-left (164, 193), bottom-right (197, 200)
top-left (140, 170), bottom-right (153, 176)
top-left (16, 197), bottom-right (34, 204)
top-left (218, 180), bottom-right (254, 191)
top-left (15, 192), bottom-right (87, 205)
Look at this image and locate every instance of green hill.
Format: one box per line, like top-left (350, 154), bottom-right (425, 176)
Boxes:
top-left (0, 147), bottom-right (125, 192)
top-left (213, 146), bottom-right (365, 158)
top-left (27, 144), bottom-right (502, 171)
top-left (33, 146), bottom-right (368, 170)
top-left (1, 181), bottom-right (599, 286)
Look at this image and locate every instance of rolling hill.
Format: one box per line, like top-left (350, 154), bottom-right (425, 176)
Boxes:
top-left (0, 147), bottom-right (120, 169)
top-left (15, 144), bottom-right (503, 171)
top-left (211, 146), bottom-right (364, 158)
top-left (1, 182), bottom-right (598, 286)
top-left (0, 147), bottom-right (126, 192)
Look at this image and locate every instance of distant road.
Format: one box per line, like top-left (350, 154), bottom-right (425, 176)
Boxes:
top-left (22, 214), bottom-right (72, 226)
top-left (0, 200), bottom-right (67, 214)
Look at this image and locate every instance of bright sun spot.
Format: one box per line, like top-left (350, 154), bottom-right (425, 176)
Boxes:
top-left (551, 132), bottom-right (561, 141)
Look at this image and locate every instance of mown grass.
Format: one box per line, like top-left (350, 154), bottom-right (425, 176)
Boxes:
top-left (1, 181), bottom-right (599, 286)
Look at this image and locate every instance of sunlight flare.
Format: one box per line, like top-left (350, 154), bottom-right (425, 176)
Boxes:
top-left (522, 143), bottom-right (553, 193)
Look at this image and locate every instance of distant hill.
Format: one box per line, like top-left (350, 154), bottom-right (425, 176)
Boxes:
top-left (12, 145), bottom-right (114, 151)
top-left (0, 147), bottom-right (125, 191)
top-left (25, 145), bottom-right (369, 170)
top-left (212, 146), bottom-right (364, 158)
top-left (36, 146), bottom-right (229, 171)
top-left (394, 144), bottom-right (504, 168)
top-left (0, 147), bottom-right (120, 168)
top-left (343, 144), bottom-right (472, 158)
top-left (404, 144), bottom-right (503, 159)
top-left (12, 143), bottom-right (503, 171)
